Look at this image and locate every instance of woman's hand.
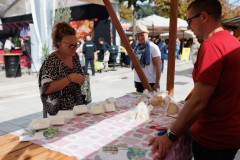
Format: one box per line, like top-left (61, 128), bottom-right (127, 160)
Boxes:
top-left (69, 73), bottom-right (85, 85)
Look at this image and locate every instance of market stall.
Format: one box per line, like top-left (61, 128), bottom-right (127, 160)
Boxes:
top-left (222, 15), bottom-right (240, 40)
top-left (0, 0), bottom-right (184, 159)
top-left (1, 94), bottom-right (191, 160)
top-left (0, 49), bottom-right (24, 78)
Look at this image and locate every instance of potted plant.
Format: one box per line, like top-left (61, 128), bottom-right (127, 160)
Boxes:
top-left (42, 43), bottom-right (50, 61)
top-left (13, 37), bottom-right (20, 48)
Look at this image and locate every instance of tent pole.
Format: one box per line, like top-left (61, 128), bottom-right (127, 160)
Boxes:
top-left (152, 23), bottom-right (154, 40)
top-left (103, 0), bottom-right (153, 92)
top-left (167, 0), bottom-right (178, 95)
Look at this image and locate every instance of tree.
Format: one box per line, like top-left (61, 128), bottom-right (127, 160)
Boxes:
top-left (137, 3), bottom-right (154, 19)
top-left (54, 0), bottom-right (72, 25)
top-left (119, 0), bottom-right (152, 36)
top-left (152, 0), bottom-right (191, 19)
top-left (119, 1), bottom-right (133, 21)
top-left (220, 0), bottom-right (240, 20)
top-left (152, 0), bottom-right (240, 20)
top-left (137, 3), bottom-right (165, 19)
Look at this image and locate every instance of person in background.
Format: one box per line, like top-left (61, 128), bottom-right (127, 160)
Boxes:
top-left (133, 25), bottom-right (161, 93)
top-left (38, 22), bottom-right (85, 118)
top-left (157, 38), bottom-right (168, 73)
top-left (0, 41), bottom-right (2, 71)
top-left (0, 41), bottom-right (3, 49)
top-left (190, 38), bottom-right (200, 64)
top-left (129, 36), bottom-right (136, 50)
top-left (154, 38), bottom-right (160, 45)
top-left (4, 37), bottom-right (15, 53)
top-left (19, 37), bottom-right (25, 51)
top-left (24, 34), bottom-right (32, 73)
top-left (150, 0), bottom-right (240, 159)
top-left (77, 38), bottom-right (85, 71)
top-left (176, 38), bottom-right (181, 59)
top-left (97, 37), bottom-right (111, 72)
top-left (82, 35), bottom-right (96, 76)
top-left (19, 36), bottom-right (31, 73)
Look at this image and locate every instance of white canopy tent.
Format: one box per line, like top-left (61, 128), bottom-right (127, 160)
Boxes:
top-left (123, 14), bottom-right (191, 37)
top-left (137, 14), bottom-right (169, 32)
top-left (120, 18), bottom-right (132, 30)
top-left (176, 18), bottom-right (188, 31)
top-left (160, 30), bottom-right (195, 39)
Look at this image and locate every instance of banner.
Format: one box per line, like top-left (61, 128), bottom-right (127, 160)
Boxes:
top-left (181, 47), bottom-right (190, 61)
top-left (70, 19), bottom-right (95, 40)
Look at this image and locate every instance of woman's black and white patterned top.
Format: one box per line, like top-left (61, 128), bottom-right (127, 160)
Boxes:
top-left (38, 52), bottom-right (84, 118)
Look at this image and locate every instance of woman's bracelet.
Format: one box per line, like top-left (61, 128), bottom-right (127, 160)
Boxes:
top-left (67, 75), bottom-right (71, 83)
top-left (68, 75), bottom-right (72, 82)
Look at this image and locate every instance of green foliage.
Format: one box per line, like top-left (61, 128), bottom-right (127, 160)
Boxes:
top-left (151, 0), bottom-right (190, 19)
top-left (12, 37), bottom-right (19, 47)
top-left (119, 1), bottom-right (133, 21)
top-left (54, 0), bottom-right (72, 25)
top-left (136, 3), bottom-right (165, 19)
top-left (220, 0), bottom-right (240, 20)
top-left (119, 0), bottom-right (150, 10)
top-left (42, 43), bottom-right (50, 59)
top-left (119, 0), bottom-right (152, 17)
top-left (152, 0), bottom-right (240, 20)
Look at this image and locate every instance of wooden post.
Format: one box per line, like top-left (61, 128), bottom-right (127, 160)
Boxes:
top-left (233, 26), bottom-right (240, 40)
top-left (167, 0), bottom-right (178, 95)
top-left (103, 0), bottom-right (153, 92)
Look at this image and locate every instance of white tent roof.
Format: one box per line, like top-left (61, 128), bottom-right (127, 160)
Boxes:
top-left (137, 14), bottom-right (169, 32)
top-left (177, 18), bottom-right (188, 30)
top-left (137, 15), bottom-right (189, 31)
top-left (123, 14), bottom-right (190, 37)
top-left (120, 18), bottom-right (132, 30)
top-left (160, 30), bottom-right (195, 39)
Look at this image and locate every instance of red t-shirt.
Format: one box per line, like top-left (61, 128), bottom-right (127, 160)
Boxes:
top-left (191, 30), bottom-right (240, 150)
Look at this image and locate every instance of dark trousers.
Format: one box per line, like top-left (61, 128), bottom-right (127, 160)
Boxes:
top-left (192, 139), bottom-right (238, 160)
top-left (84, 58), bottom-right (95, 75)
top-left (135, 81), bottom-right (155, 93)
top-left (22, 51), bottom-right (31, 69)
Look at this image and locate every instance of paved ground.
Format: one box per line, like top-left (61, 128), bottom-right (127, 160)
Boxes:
top-left (0, 60), bottom-right (239, 159)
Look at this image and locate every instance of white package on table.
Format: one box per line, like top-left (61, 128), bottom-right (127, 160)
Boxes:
top-left (48, 115), bottom-right (66, 125)
top-left (57, 110), bottom-right (76, 121)
top-left (29, 118), bottom-right (51, 130)
top-left (73, 105), bottom-right (88, 115)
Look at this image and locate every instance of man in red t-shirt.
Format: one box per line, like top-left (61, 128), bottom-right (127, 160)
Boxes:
top-left (149, 0), bottom-right (240, 159)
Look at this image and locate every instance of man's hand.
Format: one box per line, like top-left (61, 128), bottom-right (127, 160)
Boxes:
top-left (149, 134), bottom-right (173, 159)
top-left (153, 83), bottom-right (160, 91)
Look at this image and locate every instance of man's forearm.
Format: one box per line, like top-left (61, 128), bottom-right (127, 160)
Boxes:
top-left (171, 96), bottom-right (204, 137)
top-left (170, 82), bottom-right (215, 137)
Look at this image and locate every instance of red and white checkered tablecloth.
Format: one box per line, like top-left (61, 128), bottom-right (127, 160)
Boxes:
top-left (11, 95), bottom-right (192, 160)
